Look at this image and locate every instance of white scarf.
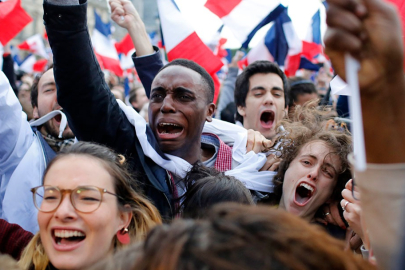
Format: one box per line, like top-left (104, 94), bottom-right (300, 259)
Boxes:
top-left (117, 100), bottom-right (275, 193)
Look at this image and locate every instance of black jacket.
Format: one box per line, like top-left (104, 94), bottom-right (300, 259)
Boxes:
top-left (43, 0), bottom-right (174, 220)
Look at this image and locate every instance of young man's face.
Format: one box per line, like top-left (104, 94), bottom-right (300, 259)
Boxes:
top-left (33, 69), bottom-right (74, 139)
top-left (149, 65), bottom-right (215, 163)
top-left (237, 73), bottom-right (287, 140)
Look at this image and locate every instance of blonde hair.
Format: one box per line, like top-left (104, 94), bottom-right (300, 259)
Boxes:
top-left (18, 142), bottom-right (162, 270)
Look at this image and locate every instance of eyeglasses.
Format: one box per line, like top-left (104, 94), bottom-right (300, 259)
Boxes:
top-left (31, 185), bottom-right (123, 213)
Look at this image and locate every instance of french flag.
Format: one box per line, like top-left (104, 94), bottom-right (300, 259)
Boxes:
top-left (157, 0), bottom-right (223, 101)
top-left (205, 0), bottom-right (285, 47)
top-left (305, 9), bottom-right (322, 45)
top-left (92, 10), bottom-right (123, 77)
top-left (17, 34), bottom-right (49, 59)
top-left (245, 8), bottom-right (302, 69)
top-left (115, 33), bottom-right (135, 70)
top-left (0, 0), bottom-right (32, 46)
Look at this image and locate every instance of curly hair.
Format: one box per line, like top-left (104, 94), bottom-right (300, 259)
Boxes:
top-left (270, 101), bottom-right (352, 209)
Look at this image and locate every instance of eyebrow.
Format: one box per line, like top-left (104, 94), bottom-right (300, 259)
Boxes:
top-left (41, 82), bottom-right (56, 89)
top-left (301, 154), bottom-right (338, 173)
top-left (151, 86), bottom-right (195, 95)
top-left (251, 86), bottom-right (283, 91)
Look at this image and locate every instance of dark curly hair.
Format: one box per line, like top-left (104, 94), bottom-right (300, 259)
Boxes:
top-left (270, 101), bottom-right (352, 214)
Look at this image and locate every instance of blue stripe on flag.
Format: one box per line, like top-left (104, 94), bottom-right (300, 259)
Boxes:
top-left (94, 9), bottom-right (111, 37)
top-left (312, 10), bottom-right (321, 45)
top-left (241, 4), bottom-right (286, 49)
top-left (299, 56), bottom-right (320, 71)
top-left (264, 9), bottom-right (290, 66)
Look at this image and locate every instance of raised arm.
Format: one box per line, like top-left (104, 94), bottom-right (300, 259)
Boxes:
top-left (109, 0), bottom-right (163, 97)
top-left (44, 0), bottom-right (137, 156)
top-left (325, 0), bottom-right (405, 268)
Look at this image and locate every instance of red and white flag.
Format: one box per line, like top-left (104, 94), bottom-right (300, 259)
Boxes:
top-left (18, 34), bottom-right (49, 59)
top-left (157, 0), bottom-right (223, 102)
top-left (205, 0), bottom-right (283, 46)
top-left (0, 0), bottom-right (32, 45)
top-left (115, 33), bottom-right (135, 70)
top-left (92, 10), bottom-right (123, 77)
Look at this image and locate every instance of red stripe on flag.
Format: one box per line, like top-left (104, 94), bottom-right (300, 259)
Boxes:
top-left (0, 0), bottom-right (32, 45)
top-left (18, 41), bottom-right (30, 50)
top-left (115, 33), bottom-right (134, 55)
top-left (167, 32), bottom-right (223, 75)
top-left (205, 0), bottom-right (242, 18)
top-left (33, 59), bottom-right (48, 72)
top-left (95, 53), bottom-right (123, 77)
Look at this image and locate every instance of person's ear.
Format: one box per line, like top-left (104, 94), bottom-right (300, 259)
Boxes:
top-left (283, 106), bottom-right (288, 118)
top-left (33, 106), bottom-right (39, 119)
top-left (118, 205), bottom-right (133, 231)
top-left (206, 103), bottom-right (216, 122)
top-left (237, 106), bottom-right (246, 117)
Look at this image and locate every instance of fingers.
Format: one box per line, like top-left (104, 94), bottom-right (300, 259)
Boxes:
top-left (326, 4), bottom-right (364, 36)
top-left (341, 188), bottom-right (355, 203)
top-left (326, 0), bottom-right (368, 18)
top-left (246, 130), bottom-right (272, 153)
top-left (252, 131), bottom-right (263, 153)
top-left (345, 179), bottom-right (353, 191)
top-left (324, 27), bottom-right (362, 55)
top-left (259, 155), bottom-right (280, 171)
top-left (246, 130), bottom-right (255, 153)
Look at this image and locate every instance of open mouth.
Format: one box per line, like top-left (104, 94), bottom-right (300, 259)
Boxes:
top-left (53, 229), bottom-right (86, 246)
top-left (260, 111), bottom-right (274, 129)
top-left (53, 114), bottom-right (62, 124)
top-left (157, 122), bottom-right (184, 135)
top-left (294, 182), bottom-right (315, 206)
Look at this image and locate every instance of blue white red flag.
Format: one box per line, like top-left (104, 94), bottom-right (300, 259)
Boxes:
top-left (157, 0), bottom-right (223, 102)
top-left (0, 0), bottom-right (32, 46)
top-left (17, 34), bottom-right (48, 59)
top-left (245, 8), bottom-right (301, 70)
top-left (92, 10), bottom-right (123, 77)
top-left (205, 0), bottom-right (284, 48)
top-left (306, 9), bottom-right (322, 45)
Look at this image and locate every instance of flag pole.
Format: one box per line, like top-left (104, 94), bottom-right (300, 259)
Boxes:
top-left (345, 54), bottom-right (366, 171)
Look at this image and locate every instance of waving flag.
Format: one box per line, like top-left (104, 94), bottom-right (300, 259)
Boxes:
top-left (285, 41), bottom-right (323, 76)
top-left (0, 0), bottom-right (32, 45)
top-left (92, 10), bottom-right (123, 77)
top-left (18, 54), bottom-right (36, 73)
top-left (245, 8), bottom-right (301, 69)
top-left (205, 0), bottom-right (284, 48)
top-left (18, 34), bottom-right (48, 59)
top-left (306, 9), bottom-right (322, 45)
top-left (115, 33), bottom-right (135, 70)
top-left (157, 0), bottom-right (223, 102)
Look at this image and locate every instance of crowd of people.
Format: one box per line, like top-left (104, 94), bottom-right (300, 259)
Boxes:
top-left (0, 0), bottom-right (404, 269)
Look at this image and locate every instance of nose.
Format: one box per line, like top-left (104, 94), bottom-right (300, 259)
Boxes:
top-left (160, 95), bottom-right (176, 113)
top-left (54, 194), bottom-right (78, 221)
top-left (263, 91), bottom-right (274, 106)
top-left (307, 166), bottom-right (320, 181)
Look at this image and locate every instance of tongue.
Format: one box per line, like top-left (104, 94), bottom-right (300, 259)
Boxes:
top-left (160, 125), bottom-right (183, 134)
top-left (295, 186), bottom-right (312, 205)
top-left (59, 237), bottom-right (84, 245)
top-left (54, 114), bottom-right (62, 123)
top-left (260, 113), bottom-right (273, 128)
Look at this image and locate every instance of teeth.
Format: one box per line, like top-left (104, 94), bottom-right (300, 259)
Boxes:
top-left (54, 230), bottom-right (85, 238)
top-left (159, 123), bottom-right (181, 127)
top-left (299, 183), bottom-right (314, 193)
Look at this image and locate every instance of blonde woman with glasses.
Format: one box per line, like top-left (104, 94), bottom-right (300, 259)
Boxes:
top-left (18, 142), bottom-right (161, 270)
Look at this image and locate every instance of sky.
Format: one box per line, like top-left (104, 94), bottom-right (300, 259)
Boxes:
top-left (175, 0), bottom-right (327, 49)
